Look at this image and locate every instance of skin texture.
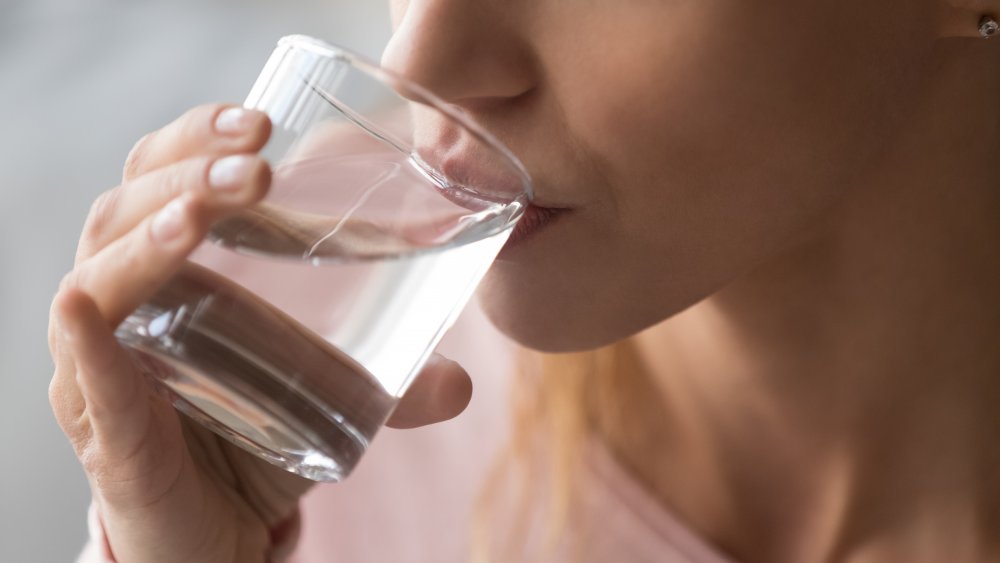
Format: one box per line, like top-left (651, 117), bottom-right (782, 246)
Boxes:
top-left (387, 0), bottom-right (942, 352)
top-left (382, 0), bottom-right (1000, 562)
top-left (48, 105), bottom-right (473, 563)
top-left (48, 1), bottom-right (999, 562)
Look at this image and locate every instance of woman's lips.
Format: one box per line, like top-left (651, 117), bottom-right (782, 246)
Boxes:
top-left (416, 147), bottom-right (566, 253)
top-left (501, 204), bottom-right (565, 253)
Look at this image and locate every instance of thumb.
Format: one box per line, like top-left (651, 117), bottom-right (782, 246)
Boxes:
top-left (53, 288), bottom-right (192, 510)
top-left (387, 353), bottom-right (473, 429)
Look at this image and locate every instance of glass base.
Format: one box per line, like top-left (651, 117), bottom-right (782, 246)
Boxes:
top-left (146, 348), bottom-right (360, 482)
top-left (173, 390), bottom-right (346, 483)
top-left (112, 263), bottom-right (399, 482)
top-left (126, 345), bottom-right (362, 482)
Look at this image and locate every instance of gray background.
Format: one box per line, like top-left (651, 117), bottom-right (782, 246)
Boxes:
top-left (0, 1), bottom-right (391, 560)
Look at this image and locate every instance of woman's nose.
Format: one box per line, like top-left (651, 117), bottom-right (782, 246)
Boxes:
top-left (381, 0), bottom-right (536, 108)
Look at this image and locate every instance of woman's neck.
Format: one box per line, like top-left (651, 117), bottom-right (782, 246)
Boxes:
top-left (626, 42), bottom-right (1000, 563)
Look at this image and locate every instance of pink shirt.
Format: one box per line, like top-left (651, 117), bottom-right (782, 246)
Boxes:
top-left (76, 247), bottom-right (737, 563)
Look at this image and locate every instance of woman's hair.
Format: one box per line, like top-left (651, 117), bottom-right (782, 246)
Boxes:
top-left (471, 337), bottom-right (666, 562)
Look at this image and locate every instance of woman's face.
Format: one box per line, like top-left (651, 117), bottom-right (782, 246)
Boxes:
top-left (383, 0), bottom-right (941, 352)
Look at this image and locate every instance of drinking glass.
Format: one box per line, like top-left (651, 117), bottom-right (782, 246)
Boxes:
top-left (114, 35), bottom-right (532, 482)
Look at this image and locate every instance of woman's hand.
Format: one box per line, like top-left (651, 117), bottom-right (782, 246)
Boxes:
top-left (47, 105), bottom-right (473, 563)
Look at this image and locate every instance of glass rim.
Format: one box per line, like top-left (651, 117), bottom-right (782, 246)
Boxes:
top-left (275, 34), bottom-right (534, 203)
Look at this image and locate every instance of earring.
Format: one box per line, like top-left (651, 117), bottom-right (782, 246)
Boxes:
top-left (981, 15), bottom-right (1000, 38)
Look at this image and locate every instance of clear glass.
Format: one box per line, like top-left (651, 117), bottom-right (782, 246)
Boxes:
top-left (114, 35), bottom-right (532, 482)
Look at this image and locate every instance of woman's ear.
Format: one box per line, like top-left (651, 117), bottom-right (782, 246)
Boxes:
top-left (938, 0), bottom-right (1000, 38)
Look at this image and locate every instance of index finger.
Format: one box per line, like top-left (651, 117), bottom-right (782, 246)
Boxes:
top-left (122, 104), bottom-right (271, 183)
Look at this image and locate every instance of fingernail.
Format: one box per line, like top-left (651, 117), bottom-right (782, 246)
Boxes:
top-left (152, 199), bottom-right (185, 243)
top-left (209, 155), bottom-right (254, 191)
top-left (214, 107), bottom-right (254, 135)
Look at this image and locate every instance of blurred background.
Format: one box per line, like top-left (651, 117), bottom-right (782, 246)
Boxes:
top-left (0, 1), bottom-right (393, 560)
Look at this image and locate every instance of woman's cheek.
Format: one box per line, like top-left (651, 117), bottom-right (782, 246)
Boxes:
top-left (555, 15), bottom-right (878, 248)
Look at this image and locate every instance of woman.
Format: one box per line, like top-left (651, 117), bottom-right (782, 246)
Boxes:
top-left (50, 0), bottom-right (1000, 561)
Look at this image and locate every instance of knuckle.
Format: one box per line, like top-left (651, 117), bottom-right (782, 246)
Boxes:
top-left (58, 269), bottom-right (86, 295)
top-left (82, 188), bottom-right (122, 243)
top-left (48, 369), bottom-right (65, 409)
top-left (47, 311), bottom-right (61, 360)
top-left (115, 234), bottom-right (147, 274)
top-left (180, 104), bottom-right (223, 142)
top-left (48, 286), bottom-right (80, 360)
top-left (48, 368), bottom-right (74, 415)
top-left (125, 217), bottom-right (180, 280)
top-left (157, 158), bottom-right (205, 203)
top-left (58, 271), bottom-right (79, 295)
top-left (49, 375), bottom-right (92, 449)
top-left (122, 132), bottom-right (154, 182)
top-left (179, 111), bottom-right (205, 144)
top-left (47, 294), bottom-right (62, 354)
top-left (191, 155), bottom-right (217, 188)
top-left (154, 159), bottom-right (214, 218)
top-left (192, 102), bottom-right (225, 123)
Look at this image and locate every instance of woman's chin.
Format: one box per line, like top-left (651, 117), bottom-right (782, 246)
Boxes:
top-left (475, 281), bottom-right (617, 354)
